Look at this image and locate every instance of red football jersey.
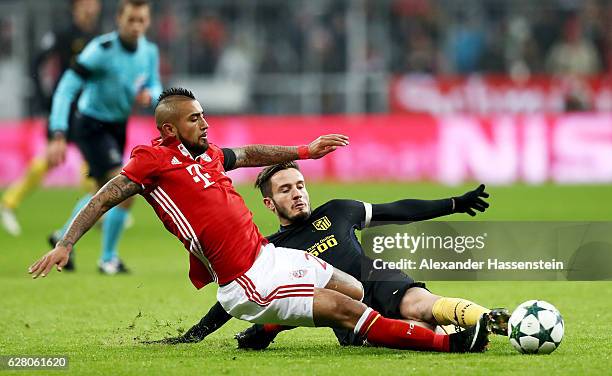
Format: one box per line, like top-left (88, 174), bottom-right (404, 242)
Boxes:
top-left (121, 137), bottom-right (265, 288)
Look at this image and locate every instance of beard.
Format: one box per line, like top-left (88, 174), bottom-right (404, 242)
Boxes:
top-left (177, 134), bottom-right (208, 157)
top-left (273, 199), bottom-right (310, 225)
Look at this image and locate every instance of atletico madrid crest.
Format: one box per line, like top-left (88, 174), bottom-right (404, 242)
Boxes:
top-left (312, 216), bottom-right (331, 231)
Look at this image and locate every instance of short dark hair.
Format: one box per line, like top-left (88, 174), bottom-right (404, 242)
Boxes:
top-left (118, 0), bottom-right (149, 14)
top-left (255, 162), bottom-right (301, 197)
top-left (154, 87), bottom-right (196, 130)
top-left (157, 87), bottom-right (195, 106)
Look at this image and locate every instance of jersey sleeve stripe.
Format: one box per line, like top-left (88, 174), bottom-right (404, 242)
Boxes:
top-left (153, 187), bottom-right (218, 282)
top-left (151, 190), bottom-right (215, 276)
top-left (154, 187), bottom-right (202, 253)
top-left (155, 188), bottom-right (217, 282)
top-left (150, 191), bottom-right (191, 241)
top-left (363, 202), bottom-right (373, 228)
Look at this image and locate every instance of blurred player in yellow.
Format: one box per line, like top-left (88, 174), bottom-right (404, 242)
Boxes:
top-left (1, 0), bottom-right (101, 237)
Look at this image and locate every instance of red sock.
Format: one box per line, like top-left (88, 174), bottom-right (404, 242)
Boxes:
top-left (262, 324), bottom-right (294, 335)
top-left (355, 308), bottom-right (449, 352)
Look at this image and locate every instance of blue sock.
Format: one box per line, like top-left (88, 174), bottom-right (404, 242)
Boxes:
top-left (101, 206), bottom-right (128, 263)
top-left (59, 194), bottom-right (93, 237)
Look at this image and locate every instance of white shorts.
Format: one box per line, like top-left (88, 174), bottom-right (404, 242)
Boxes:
top-left (217, 243), bottom-right (334, 327)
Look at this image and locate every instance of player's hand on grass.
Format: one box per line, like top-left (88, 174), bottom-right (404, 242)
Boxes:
top-left (308, 134), bottom-right (349, 159)
top-left (135, 89), bottom-right (152, 107)
top-left (452, 184), bottom-right (490, 216)
top-left (46, 135), bottom-right (67, 168)
top-left (28, 246), bottom-right (71, 279)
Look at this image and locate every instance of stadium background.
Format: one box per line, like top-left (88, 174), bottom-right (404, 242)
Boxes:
top-left (1, 0), bottom-right (611, 375)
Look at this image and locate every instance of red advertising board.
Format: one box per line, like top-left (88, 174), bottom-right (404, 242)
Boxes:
top-left (1, 114), bottom-right (611, 186)
top-left (390, 74), bottom-right (612, 114)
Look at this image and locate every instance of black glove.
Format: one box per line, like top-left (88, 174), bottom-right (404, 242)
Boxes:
top-left (142, 336), bottom-right (195, 345)
top-left (142, 330), bottom-right (206, 345)
top-left (141, 322), bottom-right (214, 345)
top-left (452, 184), bottom-right (490, 216)
top-left (143, 302), bottom-right (231, 345)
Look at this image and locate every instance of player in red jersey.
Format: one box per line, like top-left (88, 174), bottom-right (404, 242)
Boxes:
top-left (29, 88), bottom-right (492, 353)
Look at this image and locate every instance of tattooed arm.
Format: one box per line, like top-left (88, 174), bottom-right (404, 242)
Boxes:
top-left (231, 134), bottom-right (349, 169)
top-left (28, 175), bottom-right (142, 279)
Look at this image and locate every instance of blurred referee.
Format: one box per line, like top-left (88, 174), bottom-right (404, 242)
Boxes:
top-left (47, 0), bottom-right (162, 274)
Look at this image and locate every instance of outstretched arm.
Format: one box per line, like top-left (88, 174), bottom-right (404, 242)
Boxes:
top-left (371, 198), bottom-right (454, 223)
top-left (230, 134), bottom-right (349, 169)
top-left (28, 175), bottom-right (143, 278)
top-left (370, 184), bottom-right (490, 224)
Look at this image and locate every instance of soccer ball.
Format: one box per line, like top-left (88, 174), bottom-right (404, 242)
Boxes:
top-left (508, 300), bottom-right (564, 354)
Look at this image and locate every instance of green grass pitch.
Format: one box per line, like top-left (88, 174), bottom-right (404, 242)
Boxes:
top-left (1, 183), bottom-right (611, 375)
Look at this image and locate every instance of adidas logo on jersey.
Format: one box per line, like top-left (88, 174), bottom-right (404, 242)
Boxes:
top-left (171, 157), bottom-right (182, 165)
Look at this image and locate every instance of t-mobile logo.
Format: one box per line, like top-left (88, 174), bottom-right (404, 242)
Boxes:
top-left (186, 164), bottom-right (215, 189)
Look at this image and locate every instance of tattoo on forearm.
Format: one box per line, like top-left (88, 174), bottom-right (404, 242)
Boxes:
top-left (232, 145), bottom-right (298, 168)
top-left (59, 175), bottom-right (142, 248)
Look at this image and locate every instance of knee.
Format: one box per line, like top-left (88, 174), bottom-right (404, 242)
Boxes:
top-left (333, 294), bottom-right (366, 323)
top-left (326, 271), bottom-right (364, 301)
top-left (346, 277), bottom-right (364, 301)
top-left (314, 288), bottom-right (368, 329)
